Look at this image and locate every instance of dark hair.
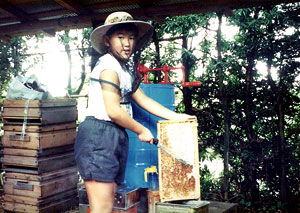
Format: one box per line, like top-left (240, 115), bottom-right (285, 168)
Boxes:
top-left (106, 23), bottom-right (138, 37)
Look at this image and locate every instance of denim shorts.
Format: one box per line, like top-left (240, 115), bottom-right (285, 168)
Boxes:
top-left (74, 116), bottom-right (129, 183)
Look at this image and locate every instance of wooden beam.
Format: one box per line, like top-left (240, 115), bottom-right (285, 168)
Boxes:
top-left (55, 0), bottom-right (93, 15)
top-left (0, 1), bottom-right (58, 37)
top-left (0, 0), bottom-right (34, 7)
top-left (0, 14), bottom-right (96, 37)
top-left (0, 5), bottom-right (35, 21)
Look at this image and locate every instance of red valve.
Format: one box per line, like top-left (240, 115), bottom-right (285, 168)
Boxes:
top-left (136, 63), bottom-right (201, 87)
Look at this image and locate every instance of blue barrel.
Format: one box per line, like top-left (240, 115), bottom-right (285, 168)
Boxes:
top-left (123, 84), bottom-right (175, 188)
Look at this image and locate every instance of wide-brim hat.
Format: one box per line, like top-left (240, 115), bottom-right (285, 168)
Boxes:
top-left (90, 11), bottom-right (153, 54)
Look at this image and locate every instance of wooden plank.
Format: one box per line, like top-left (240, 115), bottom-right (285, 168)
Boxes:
top-left (155, 200), bottom-right (209, 213)
top-left (4, 172), bottom-right (78, 198)
top-left (2, 99), bottom-right (77, 108)
top-left (157, 119), bottom-right (200, 202)
top-left (5, 166), bottom-right (77, 182)
top-left (3, 194), bottom-right (78, 213)
top-left (147, 190), bottom-right (160, 213)
top-left (1, 99), bottom-right (78, 126)
top-left (4, 188), bottom-right (77, 206)
top-left (1, 151), bottom-right (75, 173)
top-left (3, 122), bottom-right (77, 133)
top-left (3, 144), bottom-right (74, 157)
top-left (2, 107), bottom-right (41, 117)
top-left (2, 128), bottom-right (76, 149)
top-left (39, 106), bottom-right (78, 125)
top-left (2, 106), bottom-right (78, 125)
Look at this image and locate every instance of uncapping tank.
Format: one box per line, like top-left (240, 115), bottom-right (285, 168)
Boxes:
top-left (123, 84), bottom-right (175, 188)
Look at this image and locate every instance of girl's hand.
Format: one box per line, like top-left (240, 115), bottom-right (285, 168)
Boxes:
top-left (171, 113), bottom-right (196, 120)
top-left (138, 127), bottom-right (154, 144)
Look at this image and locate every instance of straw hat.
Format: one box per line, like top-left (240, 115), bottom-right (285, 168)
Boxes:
top-left (90, 11), bottom-right (153, 54)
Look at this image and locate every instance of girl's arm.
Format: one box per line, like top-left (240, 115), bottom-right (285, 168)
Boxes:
top-left (100, 70), bottom-right (154, 143)
top-left (131, 88), bottom-right (195, 120)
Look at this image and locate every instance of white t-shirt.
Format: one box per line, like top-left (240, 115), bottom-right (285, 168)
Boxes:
top-left (85, 53), bottom-right (133, 121)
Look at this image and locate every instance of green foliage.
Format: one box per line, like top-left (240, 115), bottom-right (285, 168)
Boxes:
top-left (200, 165), bottom-right (222, 200)
top-left (140, 3), bottom-right (300, 212)
top-left (0, 36), bottom-right (30, 96)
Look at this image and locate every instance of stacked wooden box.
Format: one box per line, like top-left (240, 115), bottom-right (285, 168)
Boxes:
top-left (1, 99), bottom-right (78, 213)
top-left (78, 184), bottom-right (140, 213)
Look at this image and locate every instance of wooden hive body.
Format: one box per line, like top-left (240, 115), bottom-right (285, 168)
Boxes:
top-left (2, 122), bottom-right (77, 150)
top-left (1, 99), bottom-right (77, 125)
top-left (1, 98), bottom-right (79, 212)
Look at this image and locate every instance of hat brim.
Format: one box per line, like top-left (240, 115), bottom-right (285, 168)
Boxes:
top-left (90, 20), bottom-right (153, 54)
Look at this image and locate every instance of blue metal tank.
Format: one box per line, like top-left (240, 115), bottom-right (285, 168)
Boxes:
top-left (123, 84), bottom-right (175, 188)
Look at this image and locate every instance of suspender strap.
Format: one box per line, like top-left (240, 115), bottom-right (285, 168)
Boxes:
top-left (90, 77), bottom-right (121, 92)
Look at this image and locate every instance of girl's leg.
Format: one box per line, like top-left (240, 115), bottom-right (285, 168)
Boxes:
top-left (84, 180), bottom-right (117, 213)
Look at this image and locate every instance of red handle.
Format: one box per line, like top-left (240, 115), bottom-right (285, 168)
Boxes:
top-left (182, 81), bottom-right (201, 87)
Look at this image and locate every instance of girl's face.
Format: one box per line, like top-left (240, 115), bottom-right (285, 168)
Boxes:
top-left (105, 29), bottom-right (136, 64)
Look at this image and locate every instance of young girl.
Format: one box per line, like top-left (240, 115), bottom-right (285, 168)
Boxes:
top-left (75, 11), bottom-right (194, 213)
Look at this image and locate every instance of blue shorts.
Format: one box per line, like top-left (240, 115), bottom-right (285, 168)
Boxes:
top-left (74, 116), bottom-right (129, 183)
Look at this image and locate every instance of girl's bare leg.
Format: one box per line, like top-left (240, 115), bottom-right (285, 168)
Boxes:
top-left (84, 180), bottom-right (117, 213)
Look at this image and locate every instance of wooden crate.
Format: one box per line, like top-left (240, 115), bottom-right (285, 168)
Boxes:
top-left (1, 99), bottom-right (77, 125)
top-left (157, 119), bottom-right (200, 202)
top-left (1, 122), bottom-right (77, 150)
top-left (156, 200), bottom-right (210, 213)
top-left (3, 189), bottom-right (78, 213)
top-left (79, 204), bottom-right (138, 213)
top-left (79, 184), bottom-right (140, 210)
top-left (3, 166), bottom-right (78, 198)
top-left (1, 151), bottom-right (75, 174)
top-left (147, 190), bottom-right (160, 213)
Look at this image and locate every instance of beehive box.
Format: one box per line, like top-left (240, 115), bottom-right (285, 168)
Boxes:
top-left (1, 150), bottom-right (75, 174)
top-left (3, 166), bottom-right (78, 198)
top-left (2, 144), bottom-right (74, 158)
top-left (3, 189), bottom-right (78, 213)
top-left (1, 99), bottom-right (77, 125)
top-left (157, 119), bottom-right (200, 202)
top-left (1, 122), bottom-right (76, 150)
top-left (155, 200), bottom-right (210, 213)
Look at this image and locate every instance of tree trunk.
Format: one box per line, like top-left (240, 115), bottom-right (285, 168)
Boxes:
top-left (65, 42), bottom-right (72, 95)
top-left (216, 12), bottom-right (230, 201)
top-left (267, 62), bottom-right (287, 203)
top-left (243, 43), bottom-right (260, 204)
top-left (182, 35), bottom-right (193, 114)
top-left (278, 94), bottom-right (287, 202)
top-left (239, 8), bottom-right (260, 203)
top-left (266, 20), bottom-right (287, 203)
top-left (152, 23), bottom-right (162, 83)
top-left (73, 52), bottom-right (86, 95)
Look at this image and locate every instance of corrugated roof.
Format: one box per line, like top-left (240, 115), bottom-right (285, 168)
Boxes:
top-left (0, 0), bottom-right (298, 40)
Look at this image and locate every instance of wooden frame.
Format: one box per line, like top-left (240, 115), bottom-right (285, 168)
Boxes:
top-left (157, 119), bottom-right (200, 202)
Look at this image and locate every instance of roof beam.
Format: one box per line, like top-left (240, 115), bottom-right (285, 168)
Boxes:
top-left (0, 1), bottom-right (57, 36)
top-left (55, 0), bottom-right (93, 15)
top-left (0, 5), bottom-right (35, 22)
